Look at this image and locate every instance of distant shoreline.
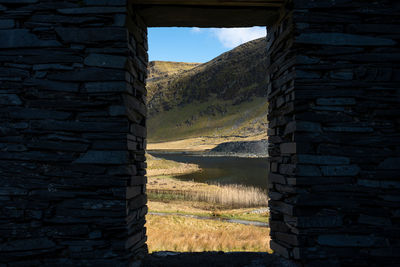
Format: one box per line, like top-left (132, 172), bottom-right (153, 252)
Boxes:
top-left (147, 150), bottom-right (269, 159)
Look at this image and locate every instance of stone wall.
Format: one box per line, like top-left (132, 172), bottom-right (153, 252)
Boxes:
top-left (267, 0), bottom-right (400, 265)
top-left (0, 0), bottom-right (148, 265)
top-left (1, 0), bottom-right (399, 266)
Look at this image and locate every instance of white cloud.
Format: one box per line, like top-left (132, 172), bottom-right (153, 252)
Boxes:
top-left (190, 27), bottom-right (203, 33)
top-left (211, 27), bottom-right (267, 48)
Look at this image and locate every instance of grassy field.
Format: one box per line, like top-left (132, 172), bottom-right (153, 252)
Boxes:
top-left (148, 96), bottom-right (268, 143)
top-left (146, 154), bottom-right (270, 252)
top-left (146, 153), bottom-right (200, 176)
top-left (148, 200), bottom-right (269, 223)
top-left (146, 214), bottom-right (271, 253)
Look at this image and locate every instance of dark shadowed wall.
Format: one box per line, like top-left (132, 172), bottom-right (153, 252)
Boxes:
top-left (267, 1), bottom-right (400, 265)
top-left (0, 0), bottom-right (148, 265)
top-left (0, 0), bottom-right (399, 266)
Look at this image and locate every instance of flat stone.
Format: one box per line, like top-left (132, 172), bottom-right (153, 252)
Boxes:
top-left (348, 23), bottom-right (400, 34)
top-left (287, 177), bottom-right (353, 186)
top-left (114, 14), bottom-right (126, 26)
top-left (296, 55), bottom-right (319, 64)
top-left (330, 70), bottom-right (353, 80)
top-left (3, 51), bottom-right (82, 65)
top-left (31, 120), bottom-right (129, 133)
top-left (291, 215), bottom-right (343, 228)
top-left (270, 241), bottom-right (290, 259)
top-left (0, 143), bottom-right (27, 152)
top-left (312, 106), bottom-right (346, 112)
top-left (269, 192), bottom-right (283, 200)
top-left (126, 186), bottom-right (142, 199)
top-left (317, 98), bottom-right (356, 106)
top-left (323, 126), bottom-right (374, 133)
top-left (0, 94), bottom-right (21, 105)
top-left (280, 143), bottom-right (296, 154)
top-left (56, 27), bottom-right (126, 43)
top-left (0, 187), bottom-right (28, 196)
top-left (358, 179), bottom-right (400, 189)
top-left (28, 141), bottom-right (89, 152)
top-left (57, 7), bottom-right (125, 14)
top-left (296, 70), bottom-right (320, 79)
top-left (0, 238), bottom-right (55, 252)
top-left (124, 94), bottom-right (147, 117)
top-left (378, 157), bottom-right (400, 170)
top-left (296, 121), bottom-right (322, 132)
top-left (0, 0), bottom-right (37, 2)
top-left (321, 165), bottom-right (360, 176)
top-left (294, 0), bottom-right (358, 8)
top-left (297, 165), bottom-right (322, 177)
top-left (0, 66), bottom-right (30, 78)
top-left (0, 29), bottom-right (61, 48)
top-left (0, 19), bottom-right (14, 29)
top-left (33, 64), bottom-right (73, 71)
top-left (317, 234), bottom-right (380, 247)
top-left (8, 108), bottom-right (71, 120)
top-left (84, 54), bottom-right (126, 69)
top-left (358, 214), bottom-right (392, 226)
top-left (25, 79), bottom-right (79, 92)
top-left (131, 124), bottom-right (146, 138)
top-left (75, 150), bottom-right (128, 165)
top-left (84, 81), bottom-right (127, 93)
top-left (269, 173), bottom-right (286, 184)
top-left (92, 140), bottom-right (127, 150)
top-left (109, 105), bottom-right (126, 116)
top-left (48, 68), bottom-right (125, 82)
top-left (297, 155), bottom-right (350, 165)
top-left (0, 151), bottom-right (74, 162)
top-left (30, 14), bottom-right (101, 24)
top-left (297, 33), bottom-right (396, 46)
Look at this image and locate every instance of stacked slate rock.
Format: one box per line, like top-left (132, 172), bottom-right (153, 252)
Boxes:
top-left (267, 0), bottom-right (400, 265)
top-left (0, 0), bottom-right (148, 265)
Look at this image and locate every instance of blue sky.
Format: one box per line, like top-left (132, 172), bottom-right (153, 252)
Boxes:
top-left (148, 27), bottom-right (267, 63)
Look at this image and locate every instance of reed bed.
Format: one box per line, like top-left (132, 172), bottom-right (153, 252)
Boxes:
top-left (148, 183), bottom-right (268, 209)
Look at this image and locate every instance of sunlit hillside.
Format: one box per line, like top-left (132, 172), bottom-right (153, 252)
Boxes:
top-left (146, 37), bottom-right (268, 143)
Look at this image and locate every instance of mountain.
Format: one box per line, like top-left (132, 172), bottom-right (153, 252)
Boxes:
top-left (146, 37), bottom-right (269, 144)
top-left (147, 61), bottom-right (201, 83)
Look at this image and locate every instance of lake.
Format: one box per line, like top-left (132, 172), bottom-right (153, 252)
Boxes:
top-left (149, 152), bottom-right (270, 190)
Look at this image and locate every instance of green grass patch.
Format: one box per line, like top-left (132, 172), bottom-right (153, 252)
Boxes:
top-left (148, 96), bottom-right (268, 142)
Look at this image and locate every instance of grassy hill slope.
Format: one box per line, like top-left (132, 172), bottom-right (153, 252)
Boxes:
top-left (147, 38), bottom-right (268, 144)
top-left (147, 61), bottom-right (201, 83)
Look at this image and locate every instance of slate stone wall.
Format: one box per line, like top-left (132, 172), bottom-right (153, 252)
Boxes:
top-left (267, 0), bottom-right (400, 265)
top-left (1, 0), bottom-right (399, 266)
top-left (0, 0), bottom-right (148, 265)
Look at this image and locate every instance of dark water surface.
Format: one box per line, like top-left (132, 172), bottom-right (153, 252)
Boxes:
top-left (149, 152), bottom-right (269, 190)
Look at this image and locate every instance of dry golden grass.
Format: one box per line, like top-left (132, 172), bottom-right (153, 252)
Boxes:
top-left (148, 176), bottom-right (218, 193)
top-left (192, 183), bottom-right (267, 208)
top-left (146, 153), bottom-right (200, 176)
top-left (146, 214), bottom-right (271, 253)
top-left (148, 200), bottom-right (269, 223)
top-left (147, 61), bottom-right (200, 85)
top-left (148, 176), bottom-right (268, 209)
top-left (146, 155), bottom-right (270, 253)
